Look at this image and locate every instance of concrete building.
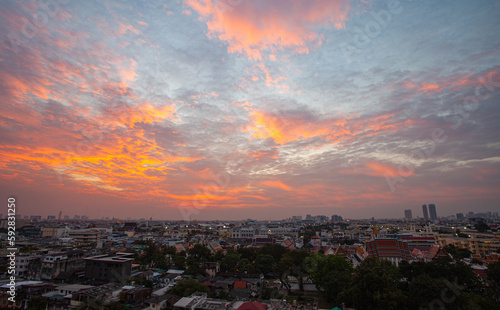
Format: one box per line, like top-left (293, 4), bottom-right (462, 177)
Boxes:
top-left (422, 204), bottom-right (429, 221)
top-left (428, 204), bottom-right (437, 221)
top-left (435, 235), bottom-right (500, 256)
top-left (231, 227), bottom-right (298, 239)
top-left (404, 209), bottom-right (412, 220)
top-left (41, 251), bottom-right (86, 280)
top-left (84, 253), bottom-right (133, 284)
top-left (14, 254), bottom-right (41, 279)
top-left (331, 215), bottom-right (344, 223)
top-left (68, 229), bottom-right (100, 245)
top-left (41, 226), bottom-right (69, 239)
top-left (231, 228), bottom-right (256, 239)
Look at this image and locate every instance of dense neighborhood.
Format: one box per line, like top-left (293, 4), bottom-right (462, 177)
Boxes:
top-left (1, 212), bottom-right (500, 309)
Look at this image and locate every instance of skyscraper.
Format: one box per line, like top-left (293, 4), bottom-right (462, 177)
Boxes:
top-left (428, 204), bottom-right (437, 221)
top-left (404, 209), bottom-right (412, 220)
top-left (422, 204), bottom-right (429, 221)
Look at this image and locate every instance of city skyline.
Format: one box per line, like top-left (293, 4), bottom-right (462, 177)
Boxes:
top-left (5, 207), bottom-right (499, 222)
top-left (1, 0), bottom-right (500, 220)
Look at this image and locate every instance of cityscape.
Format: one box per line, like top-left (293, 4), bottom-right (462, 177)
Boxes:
top-left (1, 204), bottom-right (500, 309)
top-left (1, 0), bottom-right (500, 309)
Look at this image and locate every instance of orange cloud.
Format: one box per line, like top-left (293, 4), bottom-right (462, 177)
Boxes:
top-left (403, 72), bottom-right (486, 94)
top-left (245, 110), bottom-right (331, 145)
top-left (97, 102), bottom-right (177, 129)
top-left (117, 22), bottom-right (141, 36)
top-left (261, 180), bottom-right (293, 191)
top-left (365, 162), bottom-right (413, 178)
top-left (419, 83), bottom-right (440, 92)
top-left (186, 0), bottom-right (350, 60)
top-left (245, 110), bottom-right (416, 145)
top-left (0, 108), bottom-right (200, 200)
top-left (246, 149), bottom-right (279, 161)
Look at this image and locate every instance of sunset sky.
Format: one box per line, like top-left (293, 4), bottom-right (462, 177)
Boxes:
top-left (1, 0), bottom-right (499, 220)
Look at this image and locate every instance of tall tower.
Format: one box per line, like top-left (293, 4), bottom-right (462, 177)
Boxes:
top-left (404, 209), bottom-right (412, 220)
top-left (422, 204), bottom-right (429, 221)
top-left (428, 204), bottom-right (437, 221)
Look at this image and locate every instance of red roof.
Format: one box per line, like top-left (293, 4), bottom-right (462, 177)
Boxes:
top-left (202, 281), bottom-right (214, 287)
top-left (237, 302), bottom-right (268, 310)
top-left (234, 280), bottom-right (247, 289)
top-left (365, 239), bottom-right (412, 260)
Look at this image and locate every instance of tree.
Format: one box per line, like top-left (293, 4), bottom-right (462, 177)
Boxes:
top-left (444, 244), bottom-right (472, 259)
top-left (188, 244), bottom-right (211, 261)
top-left (486, 261), bottom-right (500, 303)
top-left (474, 223), bottom-right (491, 233)
top-left (237, 258), bottom-right (254, 273)
top-left (221, 251), bottom-right (240, 273)
top-left (260, 288), bottom-right (283, 300)
top-left (255, 254), bottom-right (275, 276)
top-left (307, 254), bottom-right (353, 303)
top-left (259, 243), bottom-right (288, 263)
top-left (137, 241), bottom-right (171, 269)
top-left (173, 251), bottom-right (186, 270)
top-left (487, 261), bottom-right (500, 284)
top-left (164, 246), bottom-right (177, 256)
top-left (345, 257), bottom-right (404, 310)
top-left (237, 247), bottom-right (257, 262)
top-left (76, 298), bottom-right (104, 310)
top-left (129, 275), bottom-right (153, 289)
top-left (302, 231), bottom-right (316, 244)
top-left (186, 255), bottom-right (206, 276)
top-left (407, 273), bottom-right (441, 308)
top-left (170, 278), bottom-right (210, 297)
top-left (277, 250), bottom-right (310, 292)
top-left (213, 289), bottom-right (230, 300)
top-left (26, 297), bottom-right (48, 310)
top-left (211, 249), bottom-right (225, 262)
top-left (399, 258), bottom-right (490, 309)
top-left (103, 301), bottom-right (129, 310)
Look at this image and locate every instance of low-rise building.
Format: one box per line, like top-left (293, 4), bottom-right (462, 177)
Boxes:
top-left (69, 229), bottom-right (100, 245)
top-left (41, 226), bottom-right (69, 239)
top-left (435, 235), bottom-right (500, 255)
top-left (365, 238), bottom-right (413, 266)
top-left (84, 253), bottom-right (133, 284)
top-left (40, 250), bottom-right (86, 280)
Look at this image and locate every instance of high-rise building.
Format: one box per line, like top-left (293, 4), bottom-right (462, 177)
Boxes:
top-left (331, 215), bottom-right (343, 222)
top-left (456, 213), bottom-right (464, 220)
top-left (404, 209), bottom-right (412, 220)
top-left (428, 204), bottom-right (437, 221)
top-left (422, 204), bottom-right (429, 221)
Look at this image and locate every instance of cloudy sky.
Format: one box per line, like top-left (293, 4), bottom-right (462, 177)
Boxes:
top-left (1, 0), bottom-right (499, 220)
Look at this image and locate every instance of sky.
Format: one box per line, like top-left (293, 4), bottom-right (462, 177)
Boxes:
top-left (1, 0), bottom-right (499, 221)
